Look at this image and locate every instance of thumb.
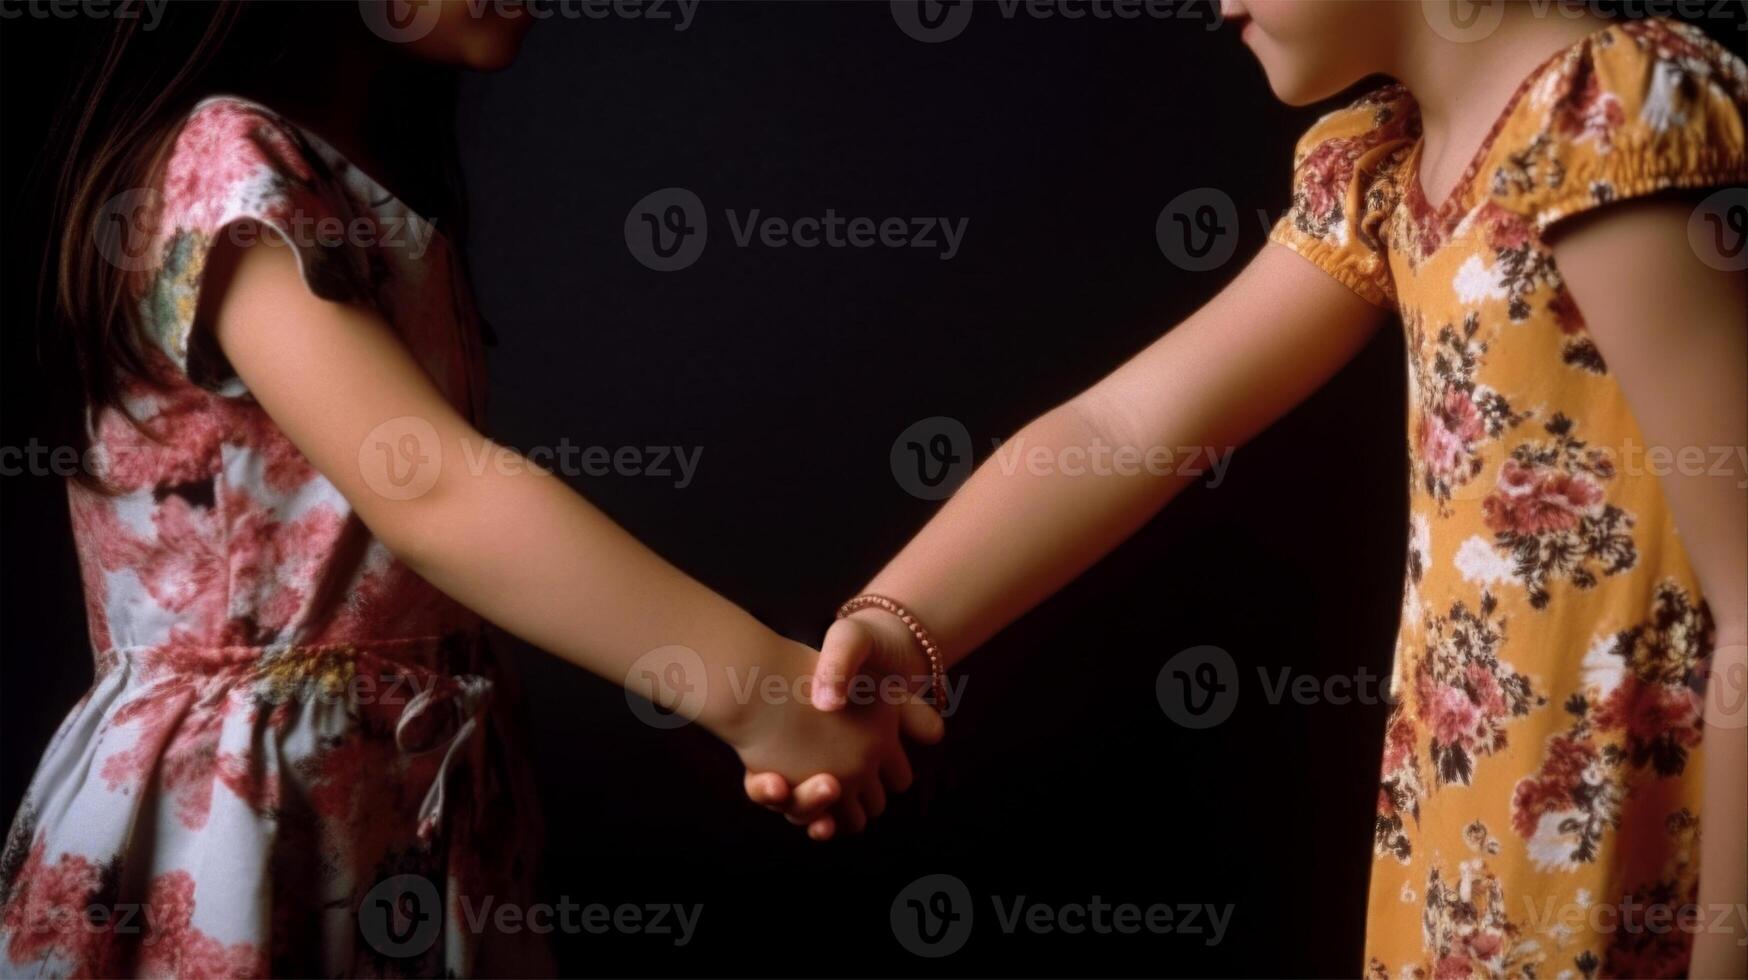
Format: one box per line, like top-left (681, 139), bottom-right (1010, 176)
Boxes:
top-left (900, 695), bottom-right (946, 746)
top-left (743, 770), bottom-right (790, 807)
top-left (812, 617), bottom-right (874, 711)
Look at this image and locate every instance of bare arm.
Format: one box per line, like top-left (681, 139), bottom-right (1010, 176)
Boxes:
top-left (812, 242), bottom-right (1388, 706)
top-left (207, 233), bottom-right (939, 832)
top-left (1549, 197), bottom-right (1747, 979)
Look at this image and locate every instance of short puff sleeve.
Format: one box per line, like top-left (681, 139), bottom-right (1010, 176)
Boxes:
top-left (139, 97), bottom-right (372, 396)
top-left (1485, 18), bottom-right (1748, 232)
top-left (1268, 84), bottom-right (1420, 309)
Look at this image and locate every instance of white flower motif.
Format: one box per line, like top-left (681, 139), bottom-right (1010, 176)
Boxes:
top-left (1401, 514), bottom-right (1433, 635)
top-left (1641, 60), bottom-right (1690, 133)
top-left (1581, 633), bottom-right (1627, 699)
top-left (1456, 535), bottom-right (1515, 586)
top-left (1526, 809), bottom-right (1586, 872)
top-left (1327, 213), bottom-right (1349, 247)
top-left (1453, 254), bottom-right (1507, 305)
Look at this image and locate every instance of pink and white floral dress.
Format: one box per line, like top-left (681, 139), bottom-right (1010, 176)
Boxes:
top-left (0, 96), bottom-right (543, 978)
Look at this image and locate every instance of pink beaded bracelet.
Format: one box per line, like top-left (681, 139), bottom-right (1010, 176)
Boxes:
top-left (836, 594), bottom-right (949, 713)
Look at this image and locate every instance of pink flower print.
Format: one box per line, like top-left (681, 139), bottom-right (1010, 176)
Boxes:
top-left (1428, 683), bottom-right (1482, 747)
top-left (1483, 460), bottom-right (1604, 535)
top-left (160, 102), bottom-right (312, 233)
top-left (1417, 387), bottom-right (1485, 478)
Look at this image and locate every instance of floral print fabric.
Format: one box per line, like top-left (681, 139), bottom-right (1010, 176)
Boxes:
top-left (1271, 19), bottom-right (1745, 979)
top-left (0, 97), bottom-right (540, 977)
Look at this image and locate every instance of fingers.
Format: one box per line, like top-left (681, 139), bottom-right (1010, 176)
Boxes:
top-left (806, 814), bottom-right (837, 841)
top-left (861, 781), bottom-right (888, 821)
top-left (812, 618), bottom-right (873, 711)
top-left (880, 751), bottom-right (914, 794)
top-left (794, 772), bottom-right (842, 811)
top-left (743, 771), bottom-right (789, 807)
top-left (836, 799), bottom-right (869, 836)
top-left (900, 697), bottom-right (946, 745)
top-left (779, 773), bottom-right (842, 825)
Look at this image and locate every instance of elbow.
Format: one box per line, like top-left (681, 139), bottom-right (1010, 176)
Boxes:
top-left (346, 472), bottom-right (480, 582)
top-left (358, 502), bottom-right (452, 581)
top-left (1062, 387), bottom-right (1152, 455)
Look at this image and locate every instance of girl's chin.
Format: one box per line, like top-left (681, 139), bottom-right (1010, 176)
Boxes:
top-left (1255, 62), bottom-right (1363, 107)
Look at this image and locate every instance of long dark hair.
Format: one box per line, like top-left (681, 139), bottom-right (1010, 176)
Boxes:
top-left (43, 2), bottom-right (470, 489)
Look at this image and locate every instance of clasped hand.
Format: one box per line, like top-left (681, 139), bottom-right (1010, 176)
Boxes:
top-left (733, 612), bottom-right (938, 840)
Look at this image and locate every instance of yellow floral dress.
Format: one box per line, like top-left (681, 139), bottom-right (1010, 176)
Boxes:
top-left (1269, 18), bottom-right (1746, 979)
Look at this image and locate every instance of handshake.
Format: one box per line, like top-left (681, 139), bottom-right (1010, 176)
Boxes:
top-left (637, 602), bottom-right (950, 841)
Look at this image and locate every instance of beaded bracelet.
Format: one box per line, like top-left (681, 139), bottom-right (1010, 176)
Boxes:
top-left (835, 594), bottom-right (949, 713)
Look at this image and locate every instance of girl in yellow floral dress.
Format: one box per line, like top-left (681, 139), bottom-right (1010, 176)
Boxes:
top-left (747, 3), bottom-right (1748, 976)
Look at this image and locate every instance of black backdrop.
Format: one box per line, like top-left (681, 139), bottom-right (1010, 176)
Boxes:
top-left (4, 1), bottom-right (1552, 975)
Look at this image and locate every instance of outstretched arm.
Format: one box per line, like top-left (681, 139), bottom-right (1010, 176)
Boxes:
top-left (808, 242), bottom-right (1388, 705)
top-left (207, 231), bottom-right (940, 834)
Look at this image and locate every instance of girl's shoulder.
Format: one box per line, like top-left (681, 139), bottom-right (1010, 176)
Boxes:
top-left (139, 96), bottom-right (372, 395)
top-left (1482, 17), bottom-right (1748, 231)
top-left (1286, 82), bottom-right (1422, 168)
top-left (1270, 83), bottom-right (1422, 309)
top-left (157, 96), bottom-right (326, 236)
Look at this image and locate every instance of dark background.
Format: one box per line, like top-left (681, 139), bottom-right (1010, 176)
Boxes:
top-left (9, 2), bottom-right (1731, 977)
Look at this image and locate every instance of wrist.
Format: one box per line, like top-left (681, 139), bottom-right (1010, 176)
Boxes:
top-left (696, 630), bottom-right (814, 751)
top-left (845, 607), bottom-right (934, 696)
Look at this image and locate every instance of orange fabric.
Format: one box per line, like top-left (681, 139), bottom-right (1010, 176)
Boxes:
top-left (1272, 19), bottom-right (1746, 978)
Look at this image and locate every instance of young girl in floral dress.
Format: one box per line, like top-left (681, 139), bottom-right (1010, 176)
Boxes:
top-left (0, 5), bottom-right (936, 976)
top-left (756, 3), bottom-right (1748, 976)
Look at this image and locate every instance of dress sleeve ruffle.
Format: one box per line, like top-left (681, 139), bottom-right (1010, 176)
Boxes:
top-left (1268, 84), bottom-right (1421, 310)
top-left (138, 97), bottom-right (373, 397)
top-left (1483, 17), bottom-right (1748, 233)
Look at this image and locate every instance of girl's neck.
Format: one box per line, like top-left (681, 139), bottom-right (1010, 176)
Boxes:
top-left (1387, 5), bottom-right (1614, 204)
top-left (235, 39), bottom-right (447, 205)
